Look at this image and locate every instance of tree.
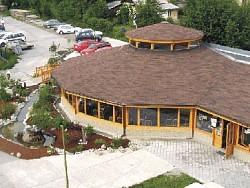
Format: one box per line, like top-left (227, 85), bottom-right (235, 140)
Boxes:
top-left (135, 0), bottom-right (164, 27)
top-left (180, 0), bottom-right (249, 50)
top-left (86, 0), bottom-right (109, 19)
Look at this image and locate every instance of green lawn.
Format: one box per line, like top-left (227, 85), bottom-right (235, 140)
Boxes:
top-left (128, 173), bottom-right (199, 188)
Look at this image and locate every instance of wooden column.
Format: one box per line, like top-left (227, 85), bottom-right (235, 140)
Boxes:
top-left (135, 41), bottom-right (139, 48)
top-left (187, 42), bottom-right (190, 49)
top-left (122, 106), bottom-right (127, 136)
top-left (138, 108), bottom-right (140, 126)
top-left (84, 98), bottom-right (87, 114)
top-left (75, 96), bottom-right (79, 114)
top-left (98, 102), bottom-right (100, 118)
top-left (113, 106), bottom-right (115, 122)
top-left (170, 43), bottom-right (174, 51)
top-left (177, 109), bottom-right (180, 127)
top-left (151, 43), bottom-right (155, 50)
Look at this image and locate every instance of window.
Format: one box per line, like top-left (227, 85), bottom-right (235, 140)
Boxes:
top-left (115, 106), bottom-right (122, 123)
top-left (128, 108), bottom-right (138, 125)
top-left (180, 109), bottom-right (190, 127)
top-left (196, 110), bottom-right (212, 133)
top-left (86, 99), bottom-right (98, 117)
top-left (238, 126), bottom-right (250, 147)
top-left (140, 108), bottom-right (157, 126)
top-left (100, 103), bottom-right (113, 121)
top-left (160, 108), bottom-right (178, 127)
top-left (78, 97), bottom-right (85, 113)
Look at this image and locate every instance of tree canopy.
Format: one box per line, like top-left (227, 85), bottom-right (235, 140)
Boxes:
top-left (180, 0), bottom-right (250, 50)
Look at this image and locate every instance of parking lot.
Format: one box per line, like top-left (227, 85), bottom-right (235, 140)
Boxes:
top-left (0, 16), bottom-right (127, 86)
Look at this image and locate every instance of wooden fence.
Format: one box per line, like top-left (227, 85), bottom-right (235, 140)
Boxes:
top-left (35, 64), bottom-right (60, 83)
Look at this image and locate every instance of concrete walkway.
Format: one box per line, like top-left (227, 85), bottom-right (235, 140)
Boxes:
top-left (0, 149), bottom-right (174, 188)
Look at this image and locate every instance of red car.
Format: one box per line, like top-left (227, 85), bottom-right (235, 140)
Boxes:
top-left (80, 41), bottom-right (112, 55)
top-left (73, 39), bottom-right (95, 52)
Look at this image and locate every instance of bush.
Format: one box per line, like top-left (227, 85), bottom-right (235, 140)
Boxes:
top-left (0, 88), bottom-right (11, 102)
top-left (84, 16), bottom-right (114, 34)
top-left (29, 109), bottom-right (52, 129)
top-left (0, 50), bottom-right (18, 70)
top-left (111, 137), bottom-right (123, 149)
top-left (69, 145), bottom-right (84, 154)
top-left (94, 138), bottom-right (105, 145)
top-left (84, 125), bottom-right (95, 137)
top-left (38, 84), bottom-right (54, 103)
top-left (47, 146), bottom-right (56, 155)
top-left (0, 103), bottom-right (16, 119)
top-left (52, 115), bottom-right (69, 129)
top-left (64, 132), bottom-right (71, 145)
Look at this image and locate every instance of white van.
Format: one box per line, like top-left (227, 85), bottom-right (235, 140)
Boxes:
top-left (0, 32), bottom-right (26, 47)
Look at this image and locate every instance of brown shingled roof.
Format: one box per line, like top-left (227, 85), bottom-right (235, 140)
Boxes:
top-left (52, 45), bottom-right (250, 127)
top-left (125, 23), bottom-right (204, 41)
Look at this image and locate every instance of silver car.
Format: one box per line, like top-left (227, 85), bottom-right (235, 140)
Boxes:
top-left (43, 19), bottom-right (62, 28)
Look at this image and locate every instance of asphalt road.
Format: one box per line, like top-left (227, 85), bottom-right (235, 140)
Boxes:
top-left (0, 16), bottom-right (73, 85)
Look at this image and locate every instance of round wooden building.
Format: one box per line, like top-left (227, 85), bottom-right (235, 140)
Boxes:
top-left (52, 23), bottom-right (250, 161)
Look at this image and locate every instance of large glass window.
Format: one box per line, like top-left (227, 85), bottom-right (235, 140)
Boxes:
top-left (78, 97), bottom-right (85, 113)
top-left (180, 109), bottom-right (190, 127)
top-left (160, 108), bottom-right (178, 127)
top-left (128, 108), bottom-right (138, 125)
top-left (115, 106), bottom-right (122, 123)
top-left (196, 110), bottom-right (212, 133)
top-left (140, 108), bottom-right (157, 126)
top-left (86, 99), bottom-right (98, 117)
top-left (238, 126), bottom-right (250, 148)
top-left (100, 103), bottom-right (113, 121)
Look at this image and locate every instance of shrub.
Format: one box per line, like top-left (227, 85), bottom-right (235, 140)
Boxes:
top-left (0, 88), bottom-right (11, 102)
top-left (94, 138), bottom-right (105, 145)
top-left (52, 115), bottom-right (69, 129)
top-left (0, 103), bottom-right (16, 119)
top-left (29, 109), bottom-right (52, 129)
top-left (69, 145), bottom-right (84, 154)
top-left (64, 132), bottom-right (71, 145)
top-left (0, 50), bottom-right (18, 70)
top-left (84, 125), bottom-right (94, 137)
top-left (47, 146), bottom-right (56, 155)
top-left (38, 84), bottom-right (54, 103)
top-left (111, 137), bottom-right (123, 149)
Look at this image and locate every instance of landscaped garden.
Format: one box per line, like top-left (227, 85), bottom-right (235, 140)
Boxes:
top-left (0, 77), bottom-right (129, 159)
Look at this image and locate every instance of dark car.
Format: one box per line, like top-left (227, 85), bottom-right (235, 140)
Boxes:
top-left (75, 31), bottom-right (102, 42)
top-left (0, 25), bottom-right (5, 31)
top-left (43, 19), bottom-right (62, 28)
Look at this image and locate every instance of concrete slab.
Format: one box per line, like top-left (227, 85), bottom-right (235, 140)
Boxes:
top-left (0, 149), bottom-right (174, 188)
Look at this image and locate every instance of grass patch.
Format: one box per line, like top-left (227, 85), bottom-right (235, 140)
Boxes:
top-left (128, 173), bottom-right (199, 188)
top-left (0, 49), bottom-right (19, 70)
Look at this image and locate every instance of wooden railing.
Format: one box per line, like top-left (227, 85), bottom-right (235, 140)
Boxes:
top-left (35, 64), bottom-right (60, 83)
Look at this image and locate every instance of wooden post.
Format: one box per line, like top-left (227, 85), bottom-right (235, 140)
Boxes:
top-left (170, 43), bottom-right (174, 51)
top-left (187, 42), bottom-right (190, 49)
top-left (157, 108), bottom-right (160, 127)
top-left (61, 125), bottom-right (69, 188)
top-left (135, 41), bottom-right (139, 48)
top-left (98, 102), bottom-right (100, 118)
top-left (122, 106), bottom-right (127, 136)
top-left (151, 43), bottom-right (155, 50)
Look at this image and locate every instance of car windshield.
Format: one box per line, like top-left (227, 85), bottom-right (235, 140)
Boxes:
top-left (78, 41), bottom-right (84, 45)
top-left (88, 44), bottom-right (98, 49)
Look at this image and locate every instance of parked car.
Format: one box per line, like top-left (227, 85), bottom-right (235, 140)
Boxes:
top-left (0, 32), bottom-right (26, 47)
top-left (7, 40), bottom-right (34, 50)
top-left (80, 41), bottom-right (112, 55)
top-left (43, 19), bottom-right (63, 28)
top-left (73, 39), bottom-right (96, 52)
top-left (56, 25), bottom-right (82, 35)
top-left (75, 31), bottom-right (102, 42)
top-left (75, 28), bottom-right (103, 38)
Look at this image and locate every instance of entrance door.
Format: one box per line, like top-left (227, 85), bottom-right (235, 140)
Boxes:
top-left (225, 123), bottom-right (234, 159)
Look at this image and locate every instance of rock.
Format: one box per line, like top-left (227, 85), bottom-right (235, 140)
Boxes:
top-left (10, 152), bottom-right (14, 156)
top-left (107, 147), bottom-right (114, 153)
top-left (118, 146), bottom-right (126, 153)
top-left (101, 144), bottom-right (106, 150)
top-left (21, 125), bottom-right (45, 144)
top-left (16, 152), bottom-right (21, 158)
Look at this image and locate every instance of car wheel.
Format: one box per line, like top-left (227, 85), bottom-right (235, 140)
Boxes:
top-left (1, 42), bottom-right (5, 47)
top-left (59, 31), bottom-right (63, 35)
top-left (46, 25), bottom-right (51, 29)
